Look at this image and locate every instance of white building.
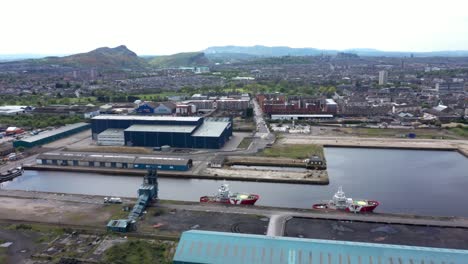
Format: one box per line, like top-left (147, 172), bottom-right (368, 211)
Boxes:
top-left (0, 105), bottom-right (31, 116)
top-left (378, 70), bottom-right (388, 85)
top-left (97, 129), bottom-right (125, 146)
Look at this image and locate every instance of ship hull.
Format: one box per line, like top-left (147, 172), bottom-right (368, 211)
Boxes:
top-left (313, 200), bottom-right (379, 213)
top-left (200, 194), bottom-right (259, 205)
top-left (0, 168), bottom-right (23, 183)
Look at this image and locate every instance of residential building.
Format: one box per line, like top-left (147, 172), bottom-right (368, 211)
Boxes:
top-left (378, 70), bottom-right (388, 85)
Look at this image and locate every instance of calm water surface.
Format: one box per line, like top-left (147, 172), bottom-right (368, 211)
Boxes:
top-left (2, 148), bottom-right (467, 217)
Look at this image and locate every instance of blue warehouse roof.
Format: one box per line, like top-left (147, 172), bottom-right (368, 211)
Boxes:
top-left (174, 230), bottom-right (468, 264)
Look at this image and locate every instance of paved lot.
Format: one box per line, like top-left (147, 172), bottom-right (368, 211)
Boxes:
top-left (220, 132), bottom-right (250, 151)
top-left (284, 218), bottom-right (468, 250)
top-left (141, 207), bottom-right (269, 236)
top-left (43, 129), bottom-right (91, 149)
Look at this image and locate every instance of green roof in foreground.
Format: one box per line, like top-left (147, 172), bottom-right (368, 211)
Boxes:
top-left (174, 230), bottom-right (468, 264)
top-left (17, 122), bottom-right (90, 143)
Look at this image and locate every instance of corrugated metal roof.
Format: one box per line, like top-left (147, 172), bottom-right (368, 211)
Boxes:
top-left (124, 124), bottom-right (197, 133)
top-left (18, 123), bottom-right (89, 143)
top-left (92, 115), bottom-right (201, 122)
top-left (38, 152), bottom-right (190, 165)
top-left (107, 219), bottom-right (129, 229)
top-left (134, 156), bottom-right (190, 166)
top-left (192, 121), bottom-right (230, 138)
top-left (86, 154), bottom-right (136, 163)
top-left (174, 230), bottom-right (468, 264)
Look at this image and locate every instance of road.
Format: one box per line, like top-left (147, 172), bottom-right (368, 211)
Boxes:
top-left (0, 154), bottom-right (37, 174)
top-left (252, 98), bottom-right (270, 136)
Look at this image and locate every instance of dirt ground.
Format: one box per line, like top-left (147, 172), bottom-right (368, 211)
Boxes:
top-left (0, 197), bottom-right (112, 226)
top-left (0, 228), bottom-right (43, 264)
top-left (285, 218), bottom-right (468, 250)
top-left (203, 167), bottom-right (328, 183)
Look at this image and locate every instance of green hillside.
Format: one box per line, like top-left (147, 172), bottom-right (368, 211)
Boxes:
top-left (148, 52), bottom-right (209, 68)
top-left (42, 45), bottom-right (147, 69)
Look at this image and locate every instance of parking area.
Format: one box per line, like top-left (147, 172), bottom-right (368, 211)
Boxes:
top-left (285, 217), bottom-right (468, 250)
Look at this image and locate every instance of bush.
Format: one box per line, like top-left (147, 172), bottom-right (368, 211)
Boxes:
top-left (15, 224), bottom-right (32, 230)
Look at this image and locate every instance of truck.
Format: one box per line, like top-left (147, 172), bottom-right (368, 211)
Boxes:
top-left (7, 153), bottom-right (17, 161)
top-left (5, 127), bottom-right (24, 136)
top-left (104, 197), bottom-right (122, 204)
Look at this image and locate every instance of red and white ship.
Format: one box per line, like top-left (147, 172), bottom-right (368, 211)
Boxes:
top-left (200, 181), bottom-right (259, 205)
top-left (313, 186), bottom-right (379, 213)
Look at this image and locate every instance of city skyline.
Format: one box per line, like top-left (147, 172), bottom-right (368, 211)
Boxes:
top-left (0, 0), bottom-right (468, 55)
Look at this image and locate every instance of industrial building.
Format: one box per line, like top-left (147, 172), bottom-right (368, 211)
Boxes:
top-left (91, 115), bottom-right (232, 149)
top-left (0, 105), bottom-right (32, 116)
top-left (36, 152), bottom-right (193, 171)
top-left (107, 169), bottom-right (158, 232)
top-left (13, 123), bottom-right (90, 149)
top-left (174, 230), bottom-right (468, 264)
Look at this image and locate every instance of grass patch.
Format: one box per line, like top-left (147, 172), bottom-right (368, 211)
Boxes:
top-left (0, 248), bottom-right (6, 264)
top-left (237, 137), bottom-right (253, 149)
top-left (448, 126), bottom-right (468, 138)
top-left (103, 240), bottom-right (172, 264)
top-left (103, 204), bottom-right (131, 221)
top-left (5, 223), bottom-right (65, 244)
top-left (260, 144), bottom-right (324, 159)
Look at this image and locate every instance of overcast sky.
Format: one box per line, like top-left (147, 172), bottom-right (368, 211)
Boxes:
top-left (1, 0), bottom-right (468, 55)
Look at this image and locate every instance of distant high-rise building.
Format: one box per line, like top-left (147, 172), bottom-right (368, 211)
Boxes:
top-left (378, 70), bottom-right (388, 85)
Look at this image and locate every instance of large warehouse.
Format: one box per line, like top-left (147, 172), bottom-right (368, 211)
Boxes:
top-left (91, 115), bottom-right (232, 149)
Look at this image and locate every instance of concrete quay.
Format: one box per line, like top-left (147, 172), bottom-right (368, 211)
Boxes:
top-left (280, 135), bottom-right (468, 157)
top-left (23, 165), bottom-right (330, 185)
top-left (1, 189), bottom-right (468, 236)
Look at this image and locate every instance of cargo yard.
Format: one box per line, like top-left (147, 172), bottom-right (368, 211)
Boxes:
top-left (0, 103), bottom-right (467, 263)
top-left (1, 189), bottom-right (468, 254)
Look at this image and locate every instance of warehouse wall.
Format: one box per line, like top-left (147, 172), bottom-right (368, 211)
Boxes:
top-left (124, 131), bottom-right (194, 148)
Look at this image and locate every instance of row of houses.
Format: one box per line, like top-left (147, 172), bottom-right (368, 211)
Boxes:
top-left (135, 99), bottom-right (251, 116)
top-left (256, 94), bottom-right (338, 116)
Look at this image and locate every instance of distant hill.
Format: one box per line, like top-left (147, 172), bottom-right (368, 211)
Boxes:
top-left (148, 52), bottom-right (210, 68)
top-left (205, 45), bottom-right (468, 58)
top-left (204, 45), bottom-right (330, 57)
top-left (41, 45), bottom-right (147, 69)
